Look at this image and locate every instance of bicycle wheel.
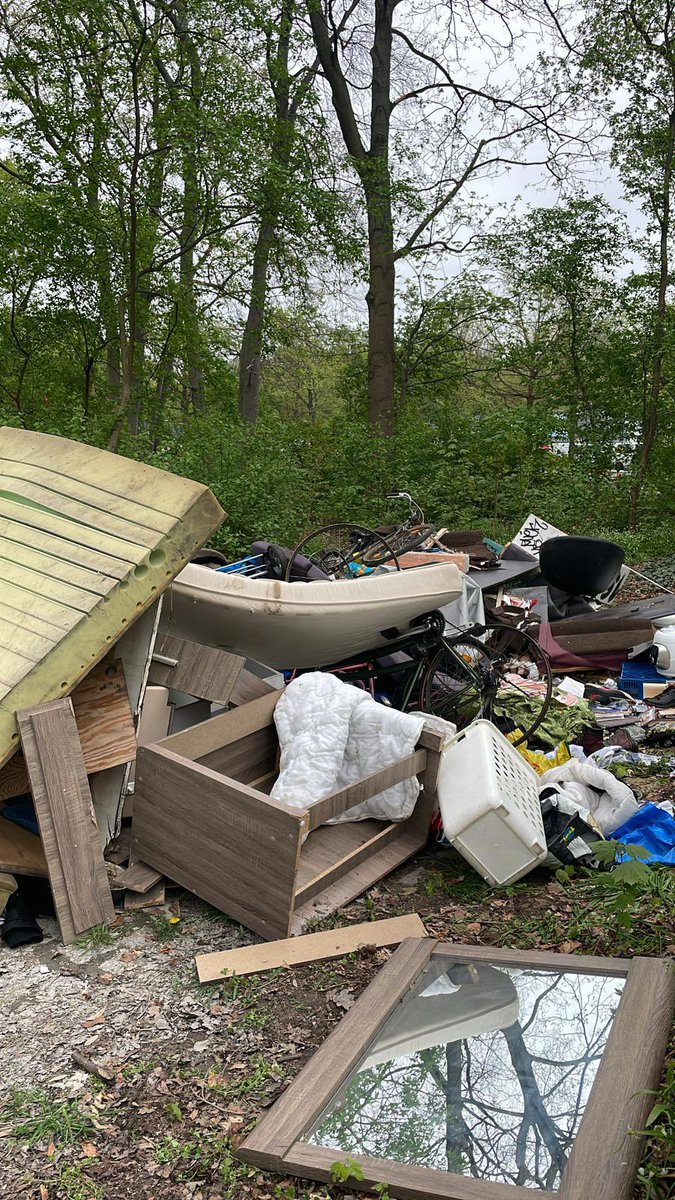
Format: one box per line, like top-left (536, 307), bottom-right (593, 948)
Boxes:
top-left (285, 523), bottom-right (401, 581)
top-left (416, 635), bottom-right (498, 730)
top-left (375, 523), bottom-right (437, 562)
top-left (484, 624), bottom-right (553, 746)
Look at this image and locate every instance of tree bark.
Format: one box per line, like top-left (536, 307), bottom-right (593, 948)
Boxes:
top-left (238, 216), bottom-right (275, 422)
top-left (628, 105), bottom-right (675, 528)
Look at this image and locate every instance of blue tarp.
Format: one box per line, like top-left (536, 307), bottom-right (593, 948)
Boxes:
top-left (612, 802), bottom-right (675, 865)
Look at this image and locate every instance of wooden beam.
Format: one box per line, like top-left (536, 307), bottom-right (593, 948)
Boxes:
top-left (17, 699), bottom-right (114, 943)
top-left (305, 749), bottom-right (427, 831)
top-left (195, 913), bottom-right (426, 983)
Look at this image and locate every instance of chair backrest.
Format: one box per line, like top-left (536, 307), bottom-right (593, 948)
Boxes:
top-left (539, 536), bottom-right (625, 598)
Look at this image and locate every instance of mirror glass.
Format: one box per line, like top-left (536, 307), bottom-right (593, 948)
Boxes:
top-left (308, 956), bottom-right (625, 1190)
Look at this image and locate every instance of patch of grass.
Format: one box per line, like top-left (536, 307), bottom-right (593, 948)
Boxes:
top-left (153, 1132), bottom-right (256, 1195)
top-left (149, 913), bottom-right (183, 940)
top-left (56, 1162), bottom-right (104, 1200)
top-left (75, 923), bottom-right (118, 949)
top-left (120, 1058), bottom-right (159, 1079)
top-left (205, 1054), bottom-right (285, 1101)
top-left (2, 1087), bottom-right (101, 1147)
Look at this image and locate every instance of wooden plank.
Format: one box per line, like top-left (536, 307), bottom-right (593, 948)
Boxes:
top-left (17, 699), bottom-right (114, 943)
top-left (559, 957), bottom-right (675, 1200)
top-left (198, 725), bottom-right (278, 783)
top-left (240, 937), bottom-right (436, 1161)
top-left (149, 634), bottom-right (244, 703)
top-left (282, 1143), bottom-right (533, 1200)
top-left (228, 668), bottom-right (279, 706)
top-left (0, 816), bottom-right (48, 877)
top-left (0, 659), bottom-right (136, 801)
top-left (132, 744), bottom-right (302, 939)
top-left (156, 690), bottom-right (281, 761)
top-left (284, 1143), bottom-right (533, 1200)
top-left (305, 750), bottom-right (427, 831)
top-left (115, 860), bottom-right (163, 893)
top-left (291, 828), bottom-right (428, 934)
top-left (124, 878), bottom-right (166, 909)
top-left (196, 913), bottom-right (426, 983)
top-left (295, 820), bottom-right (407, 904)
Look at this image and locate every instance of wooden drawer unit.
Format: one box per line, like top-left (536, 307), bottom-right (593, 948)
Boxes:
top-left (132, 691), bottom-right (443, 939)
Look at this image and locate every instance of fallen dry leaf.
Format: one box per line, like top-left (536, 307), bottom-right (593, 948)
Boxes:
top-left (327, 988), bottom-right (355, 1012)
top-left (46, 1142), bottom-right (56, 1157)
top-left (559, 940), bottom-right (581, 954)
top-left (83, 1011), bottom-right (105, 1028)
top-left (466, 922), bottom-right (482, 932)
top-left (40, 1186), bottom-right (48, 1200)
top-left (81, 1140), bottom-right (98, 1158)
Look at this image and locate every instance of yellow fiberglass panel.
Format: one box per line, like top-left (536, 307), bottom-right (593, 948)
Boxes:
top-left (0, 427), bottom-right (224, 766)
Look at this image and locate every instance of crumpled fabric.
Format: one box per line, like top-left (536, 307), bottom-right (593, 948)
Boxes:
top-left (495, 691), bottom-right (595, 748)
top-left (271, 673), bottom-right (425, 825)
top-left (539, 758), bottom-right (639, 835)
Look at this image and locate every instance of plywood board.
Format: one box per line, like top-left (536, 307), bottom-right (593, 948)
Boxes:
top-left (17, 699), bottom-right (115, 942)
top-left (196, 913), bottom-right (426, 982)
top-left (0, 813), bottom-right (48, 876)
top-left (0, 659), bottom-right (136, 802)
top-left (0, 427), bottom-right (224, 767)
top-left (149, 634), bottom-right (244, 703)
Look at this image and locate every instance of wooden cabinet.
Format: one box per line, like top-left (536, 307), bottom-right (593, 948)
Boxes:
top-left (132, 691), bottom-right (443, 939)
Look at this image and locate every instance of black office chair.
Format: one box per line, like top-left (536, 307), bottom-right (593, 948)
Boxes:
top-left (539, 536), bottom-right (625, 619)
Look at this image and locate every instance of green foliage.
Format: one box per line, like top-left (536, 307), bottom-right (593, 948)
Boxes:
top-left (329, 1157), bottom-right (365, 1183)
top-left (2, 1088), bottom-right (103, 1147)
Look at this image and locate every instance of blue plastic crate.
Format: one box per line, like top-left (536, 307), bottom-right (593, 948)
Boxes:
top-left (619, 659), bottom-right (664, 698)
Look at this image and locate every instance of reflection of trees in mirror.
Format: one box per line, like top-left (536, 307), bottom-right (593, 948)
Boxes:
top-left (311, 967), bottom-right (624, 1190)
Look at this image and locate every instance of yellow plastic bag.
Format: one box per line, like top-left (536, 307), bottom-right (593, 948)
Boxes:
top-left (508, 730), bottom-right (571, 775)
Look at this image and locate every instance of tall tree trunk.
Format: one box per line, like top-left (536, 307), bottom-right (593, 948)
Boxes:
top-left (629, 106), bottom-right (675, 528)
top-left (365, 187), bottom-right (395, 434)
top-left (364, 0), bottom-right (395, 434)
top-left (237, 0), bottom-right (302, 423)
top-left (238, 217), bottom-right (275, 422)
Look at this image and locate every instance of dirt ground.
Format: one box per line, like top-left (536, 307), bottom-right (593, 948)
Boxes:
top-left (2, 813), bottom-right (675, 1200)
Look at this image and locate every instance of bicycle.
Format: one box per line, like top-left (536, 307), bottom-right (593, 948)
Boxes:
top-left (284, 492), bottom-right (436, 581)
top-left (287, 610), bottom-right (553, 747)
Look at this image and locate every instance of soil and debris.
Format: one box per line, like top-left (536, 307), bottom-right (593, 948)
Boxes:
top-left (1, 558), bottom-right (674, 1200)
top-left (2, 812), bottom-right (675, 1200)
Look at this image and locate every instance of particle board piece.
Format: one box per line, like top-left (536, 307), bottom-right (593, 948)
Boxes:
top-left (0, 814), bottom-right (48, 877)
top-left (114, 860), bottom-right (163, 894)
top-left (0, 426), bottom-right (224, 767)
top-left (17, 698), bottom-right (114, 943)
top-left (228, 668), bottom-right (279, 706)
top-left (124, 878), bottom-right (166, 909)
top-left (0, 659), bottom-right (137, 803)
top-left (196, 912), bottom-right (426, 983)
top-left (149, 634), bottom-right (244, 704)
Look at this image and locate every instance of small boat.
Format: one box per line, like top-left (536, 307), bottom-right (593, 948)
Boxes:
top-left (165, 561), bottom-right (463, 669)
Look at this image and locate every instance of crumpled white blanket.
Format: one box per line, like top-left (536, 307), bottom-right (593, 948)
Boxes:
top-left (539, 759), bottom-right (639, 835)
top-left (270, 673), bottom-right (425, 825)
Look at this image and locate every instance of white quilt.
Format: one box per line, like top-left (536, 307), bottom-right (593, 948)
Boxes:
top-left (270, 673), bottom-right (425, 825)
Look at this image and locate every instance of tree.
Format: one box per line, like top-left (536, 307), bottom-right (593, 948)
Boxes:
top-left (483, 197), bottom-right (629, 455)
top-left (581, 0), bottom-right (675, 525)
top-left (306, 0), bottom-right (580, 434)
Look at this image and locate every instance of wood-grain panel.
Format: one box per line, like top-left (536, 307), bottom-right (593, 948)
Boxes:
top-left (305, 750), bottom-right (427, 831)
top-left (132, 745), bottom-right (302, 939)
top-left (157, 690), bottom-right (281, 761)
top-left (149, 634), bottom-right (244, 703)
top-left (558, 957), bottom-right (675, 1200)
top-left (17, 699), bottom-right (114, 942)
